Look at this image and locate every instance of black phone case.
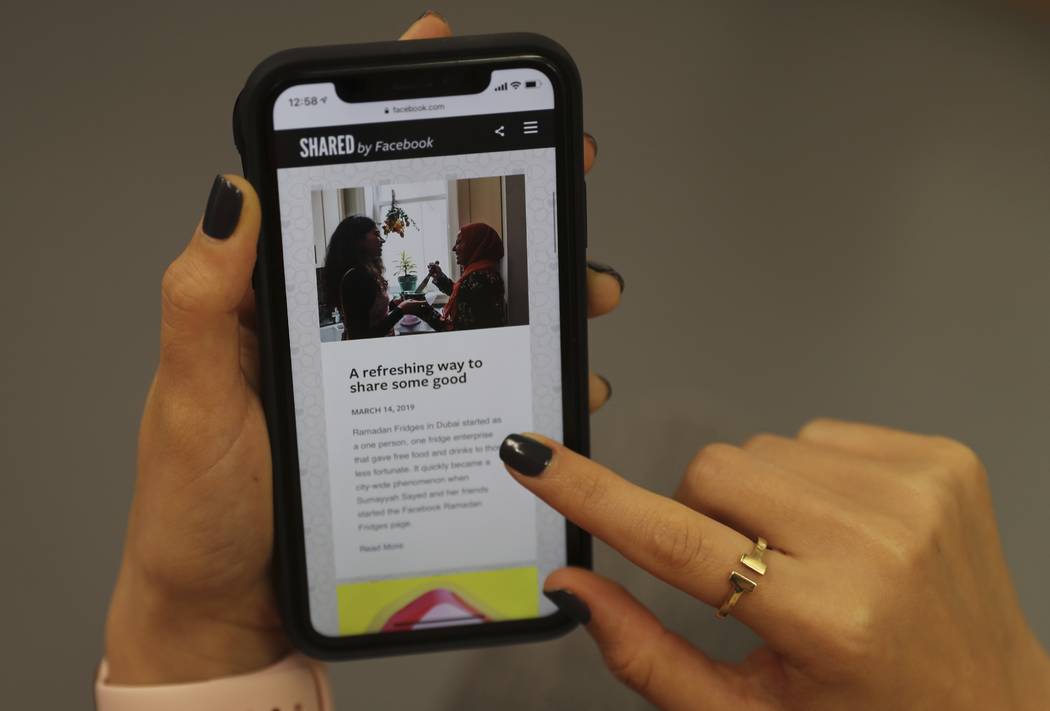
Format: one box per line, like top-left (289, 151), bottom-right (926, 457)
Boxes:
top-left (233, 33), bottom-right (590, 659)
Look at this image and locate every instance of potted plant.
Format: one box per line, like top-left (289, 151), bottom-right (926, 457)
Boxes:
top-left (395, 251), bottom-right (418, 293)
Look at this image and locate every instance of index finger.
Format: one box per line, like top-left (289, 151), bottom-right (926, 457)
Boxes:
top-left (399, 11), bottom-right (453, 40)
top-left (498, 434), bottom-right (803, 642)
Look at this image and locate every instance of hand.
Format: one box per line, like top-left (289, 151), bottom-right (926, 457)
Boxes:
top-left (104, 11), bottom-right (621, 683)
top-left (427, 261), bottom-right (443, 277)
top-left (398, 299), bottom-right (429, 317)
top-left (499, 421), bottom-right (1050, 710)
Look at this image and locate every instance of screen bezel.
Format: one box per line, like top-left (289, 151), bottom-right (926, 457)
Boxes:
top-left (236, 37), bottom-right (589, 659)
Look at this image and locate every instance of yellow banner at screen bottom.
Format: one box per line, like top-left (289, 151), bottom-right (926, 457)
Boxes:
top-left (337, 566), bottom-right (539, 635)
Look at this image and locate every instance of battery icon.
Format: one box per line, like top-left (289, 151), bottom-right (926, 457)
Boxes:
top-left (525, 80), bottom-right (538, 88)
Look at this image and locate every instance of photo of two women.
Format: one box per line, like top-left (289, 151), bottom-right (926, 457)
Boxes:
top-left (313, 176), bottom-right (530, 341)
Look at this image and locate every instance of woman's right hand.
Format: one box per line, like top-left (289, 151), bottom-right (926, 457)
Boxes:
top-left (499, 421), bottom-right (1050, 710)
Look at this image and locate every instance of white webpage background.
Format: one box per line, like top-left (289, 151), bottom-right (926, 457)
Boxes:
top-left (276, 148), bottom-right (565, 636)
top-left (323, 326), bottom-right (536, 580)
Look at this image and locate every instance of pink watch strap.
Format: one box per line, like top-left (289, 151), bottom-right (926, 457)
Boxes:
top-left (94, 652), bottom-right (332, 710)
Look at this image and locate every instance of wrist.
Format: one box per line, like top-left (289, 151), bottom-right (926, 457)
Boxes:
top-left (104, 562), bottom-right (289, 685)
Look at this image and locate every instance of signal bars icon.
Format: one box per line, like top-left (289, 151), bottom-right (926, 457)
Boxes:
top-left (494, 81), bottom-right (526, 92)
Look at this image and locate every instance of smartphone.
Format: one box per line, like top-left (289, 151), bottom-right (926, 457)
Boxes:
top-left (233, 34), bottom-right (590, 658)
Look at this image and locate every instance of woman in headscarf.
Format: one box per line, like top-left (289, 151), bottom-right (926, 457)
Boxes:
top-left (414, 222), bottom-right (509, 331)
top-left (322, 215), bottom-right (407, 339)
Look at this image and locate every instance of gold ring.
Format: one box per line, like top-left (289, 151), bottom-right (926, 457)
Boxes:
top-left (716, 537), bottom-right (768, 619)
top-left (740, 536), bottom-right (768, 576)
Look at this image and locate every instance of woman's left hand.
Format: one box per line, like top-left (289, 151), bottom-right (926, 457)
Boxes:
top-left (499, 421), bottom-right (1050, 710)
top-left (103, 11), bottom-right (623, 684)
top-left (397, 299), bottom-right (429, 317)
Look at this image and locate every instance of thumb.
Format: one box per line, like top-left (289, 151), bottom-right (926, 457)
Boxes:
top-left (157, 174), bottom-right (259, 401)
top-left (544, 567), bottom-right (761, 711)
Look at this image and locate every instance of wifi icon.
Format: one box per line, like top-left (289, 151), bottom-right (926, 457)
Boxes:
top-left (510, 81), bottom-right (522, 89)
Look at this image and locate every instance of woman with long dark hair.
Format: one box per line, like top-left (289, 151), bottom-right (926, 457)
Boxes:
top-left (322, 215), bottom-right (406, 340)
top-left (415, 222), bottom-right (508, 332)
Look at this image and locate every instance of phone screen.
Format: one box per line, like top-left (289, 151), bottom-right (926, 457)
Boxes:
top-left (269, 67), bottom-right (572, 638)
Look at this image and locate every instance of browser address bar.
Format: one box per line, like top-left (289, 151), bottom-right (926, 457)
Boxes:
top-left (273, 68), bottom-right (554, 131)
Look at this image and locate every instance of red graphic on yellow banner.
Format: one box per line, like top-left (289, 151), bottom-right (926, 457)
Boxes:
top-left (337, 566), bottom-right (539, 635)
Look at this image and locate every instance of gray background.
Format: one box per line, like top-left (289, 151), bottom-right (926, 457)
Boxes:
top-left (1, 0), bottom-right (1047, 707)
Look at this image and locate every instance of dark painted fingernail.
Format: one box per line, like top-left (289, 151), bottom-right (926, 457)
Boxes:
top-left (499, 434), bottom-right (552, 477)
top-left (202, 175), bottom-right (243, 239)
top-left (584, 132), bottom-right (598, 158)
top-left (415, 9), bottom-right (446, 22)
top-left (544, 589), bottom-right (591, 624)
top-left (597, 374), bottom-right (612, 402)
top-left (587, 261), bottom-right (624, 293)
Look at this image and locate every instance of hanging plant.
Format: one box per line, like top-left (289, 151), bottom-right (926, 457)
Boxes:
top-left (382, 190), bottom-right (420, 237)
